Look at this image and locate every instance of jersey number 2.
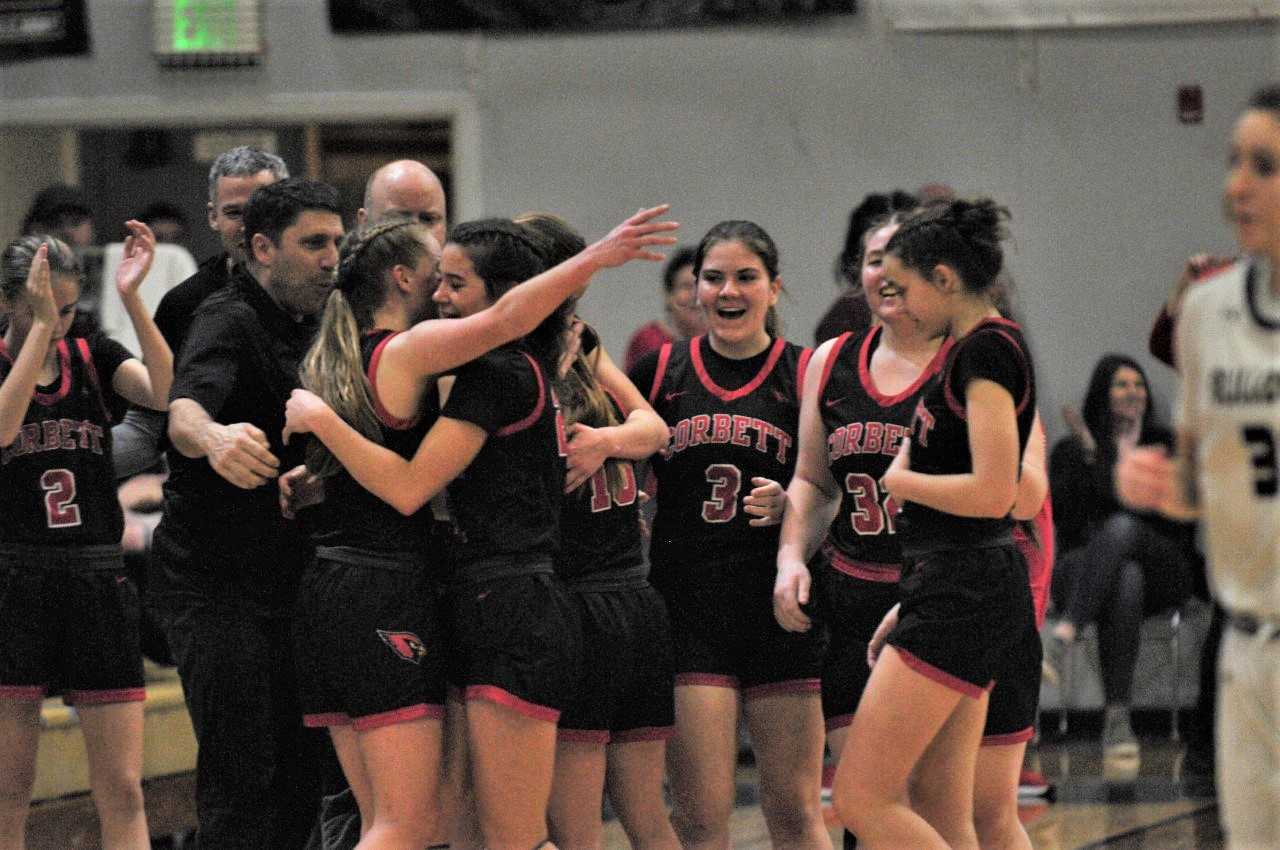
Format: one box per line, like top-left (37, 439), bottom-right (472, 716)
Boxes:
top-left (41, 468), bottom-right (82, 528)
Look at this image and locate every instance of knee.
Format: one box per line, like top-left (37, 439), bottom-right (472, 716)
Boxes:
top-left (91, 770), bottom-right (145, 819)
top-left (832, 773), bottom-right (883, 836)
top-left (670, 799), bottom-right (731, 845)
top-left (759, 783), bottom-right (822, 839)
top-left (972, 794), bottom-right (1019, 847)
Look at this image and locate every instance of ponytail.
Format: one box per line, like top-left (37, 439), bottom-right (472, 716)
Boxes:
top-left (298, 289), bottom-right (382, 478)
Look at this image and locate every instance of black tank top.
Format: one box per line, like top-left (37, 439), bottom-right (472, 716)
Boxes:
top-left (640, 335), bottom-right (810, 575)
top-left (819, 328), bottom-right (951, 580)
top-left (556, 390), bottom-right (645, 588)
top-left (441, 346), bottom-right (563, 583)
top-left (308, 330), bottom-right (438, 555)
top-left (0, 336), bottom-right (123, 546)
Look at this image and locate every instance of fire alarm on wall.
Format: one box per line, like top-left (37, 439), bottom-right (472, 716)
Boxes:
top-left (1178, 85), bottom-right (1204, 124)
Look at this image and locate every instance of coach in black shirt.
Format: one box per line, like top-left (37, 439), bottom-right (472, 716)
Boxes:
top-left (149, 179), bottom-right (343, 850)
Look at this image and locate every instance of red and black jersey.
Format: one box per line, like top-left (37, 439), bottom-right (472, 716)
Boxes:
top-left (901, 317), bottom-right (1037, 552)
top-left (556, 392), bottom-right (645, 588)
top-left (308, 330), bottom-right (438, 555)
top-left (0, 333), bottom-right (132, 546)
top-left (441, 346), bottom-right (563, 583)
top-left (630, 335), bottom-right (811, 575)
top-left (819, 328), bottom-right (951, 580)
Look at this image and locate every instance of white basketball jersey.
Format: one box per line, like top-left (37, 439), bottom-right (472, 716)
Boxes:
top-left (1177, 259), bottom-right (1280, 618)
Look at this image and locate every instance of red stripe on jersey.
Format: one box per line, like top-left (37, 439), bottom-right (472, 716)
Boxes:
top-left (351, 703), bottom-right (443, 731)
top-left (464, 684), bottom-right (560, 723)
top-left (75, 337), bottom-right (113, 424)
top-left (896, 648), bottom-right (988, 700)
top-left (689, 335), bottom-right (786, 402)
top-left (66, 687), bottom-right (147, 705)
top-left (647, 342), bottom-right (673, 406)
top-left (28, 339), bottom-right (73, 406)
top-left (981, 727), bottom-right (1035, 747)
top-left (612, 725), bottom-right (676, 743)
top-left (858, 326), bottom-right (952, 407)
top-left (816, 332), bottom-right (852, 402)
top-left (366, 331), bottom-right (420, 431)
top-left (557, 728), bottom-right (612, 744)
top-left (795, 347), bottom-right (813, 403)
top-left (496, 353), bottom-right (546, 437)
top-left (742, 678), bottom-right (822, 701)
top-left (828, 550), bottom-right (901, 583)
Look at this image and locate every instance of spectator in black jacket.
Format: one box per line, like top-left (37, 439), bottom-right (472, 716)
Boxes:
top-left (1048, 353), bottom-right (1197, 760)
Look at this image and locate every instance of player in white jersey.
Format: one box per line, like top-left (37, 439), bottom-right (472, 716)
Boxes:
top-left (1118, 85), bottom-right (1280, 850)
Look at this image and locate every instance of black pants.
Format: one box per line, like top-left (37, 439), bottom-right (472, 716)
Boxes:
top-left (1051, 513), bottom-right (1194, 704)
top-left (159, 595), bottom-right (325, 850)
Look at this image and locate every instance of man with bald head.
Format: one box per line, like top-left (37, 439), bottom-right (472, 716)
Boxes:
top-left (356, 159), bottom-right (447, 244)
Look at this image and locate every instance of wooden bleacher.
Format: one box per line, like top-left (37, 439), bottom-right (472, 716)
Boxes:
top-left (27, 662), bottom-right (197, 850)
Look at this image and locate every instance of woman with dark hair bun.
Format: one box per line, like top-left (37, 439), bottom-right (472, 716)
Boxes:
top-left (832, 199), bottom-right (1040, 850)
top-left (1048, 354), bottom-right (1196, 761)
top-left (628, 220), bottom-right (831, 850)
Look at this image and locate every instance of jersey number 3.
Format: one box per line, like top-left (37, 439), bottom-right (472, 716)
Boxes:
top-left (845, 472), bottom-right (899, 535)
top-left (41, 468), bottom-right (82, 528)
top-left (1244, 425), bottom-right (1278, 498)
top-left (703, 463), bottom-right (742, 523)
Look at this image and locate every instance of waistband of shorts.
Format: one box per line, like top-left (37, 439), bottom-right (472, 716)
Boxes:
top-left (448, 557), bottom-right (554, 587)
top-left (827, 550), bottom-right (902, 583)
top-left (0, 542), bottom-right (124, 569)
top-left (1229, 613), bottom-right (1280, 641)
top-left (563, 563), bottom-right (647, 591)
top-left (899, 529), bottom-right (1015, 558)
top-left (314, 546), bottom-right (421, 573)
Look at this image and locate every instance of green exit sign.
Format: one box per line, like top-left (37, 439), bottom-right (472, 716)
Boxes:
top-left (154, 0), bottom-right (263, 67)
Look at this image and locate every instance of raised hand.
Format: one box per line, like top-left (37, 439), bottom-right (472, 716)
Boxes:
top-left (25, 242), bottom-right (57, 326)
top-left (115, 220), bottom-right (157, 300)
top-left (582, 204), bottom-right (679, 269)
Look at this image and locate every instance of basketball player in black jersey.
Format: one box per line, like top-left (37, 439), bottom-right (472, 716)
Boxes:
top-left (831, 200), bottom-right (1037, 850)
top-left (509, 213), bottom-right (679, 850)
top-left (0, 225), bottom-right (170, 850)
top-left (284, 209), bottom-right (676, 850)
top-left (780, 212), bottom-right (1049, 850)
top-left (629, 221), bottom-right (830, 850)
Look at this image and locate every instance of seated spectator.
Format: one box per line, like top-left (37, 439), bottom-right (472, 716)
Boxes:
top-left (623, 245), bottom-right (702, 370)
top-left (1048, 354), bottom-right (1197, 760)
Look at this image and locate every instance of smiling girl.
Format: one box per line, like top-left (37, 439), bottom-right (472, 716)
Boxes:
top-left (629, 220), bottom-right (830, 850)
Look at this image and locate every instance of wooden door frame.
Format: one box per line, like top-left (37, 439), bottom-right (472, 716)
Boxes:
top-left (0, 91), bottom-right (482, 222)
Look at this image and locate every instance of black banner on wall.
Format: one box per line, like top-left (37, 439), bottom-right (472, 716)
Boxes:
top-left (330, 0), bottom-right (856, 33)
top-left (0, 0), bottom-right (89, 62)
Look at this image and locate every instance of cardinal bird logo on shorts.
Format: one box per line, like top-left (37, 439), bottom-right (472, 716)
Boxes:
top-left (376, 630), bottom-right (427, 665)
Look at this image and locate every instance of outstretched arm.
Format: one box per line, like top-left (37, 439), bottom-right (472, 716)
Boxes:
top-left (109, 221), bottom-right (173, 410)
top-left (380, 204), bottom-right (679, 385)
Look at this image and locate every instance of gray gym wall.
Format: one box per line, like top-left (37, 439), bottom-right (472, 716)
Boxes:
top-left (0, 1), bottom-right (1275, 443)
